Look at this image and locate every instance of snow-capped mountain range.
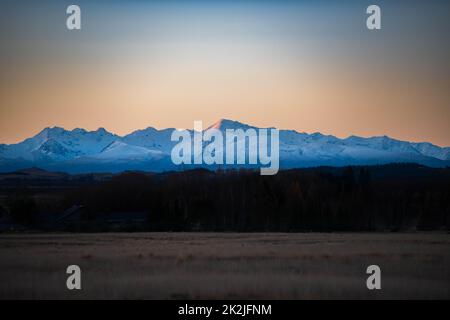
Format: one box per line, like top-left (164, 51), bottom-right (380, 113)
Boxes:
top-left (1, 119), bottom-right (449, 173)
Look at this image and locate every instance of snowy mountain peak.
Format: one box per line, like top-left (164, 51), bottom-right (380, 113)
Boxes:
top-left (208, 119), bottom-right (255, 131)
top-left (126, 126), bottom-right (158, 136)
top-left (33, 126), bottom-right (114, 141)
top-left (71, 128), bottom-right (87, 134)
top-left (95, 127), bottom-right (108, 134)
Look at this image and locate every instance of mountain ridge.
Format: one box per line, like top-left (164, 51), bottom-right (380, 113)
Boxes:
top-left (1, 119), bottom-right (449, 173)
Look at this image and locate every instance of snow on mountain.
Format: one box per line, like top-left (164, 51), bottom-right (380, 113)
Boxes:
top-left (411, 142), bottom-right (450, 161)
top-left (207, 119), bottom-right (258, 131)
top-left (122, 127), bottom-right (176, 154)
top-left (32, 138), bottom-right (76, 161)
top-left (0, 119), bottom-right (449, 173)
top-left (93, 141), bottom-right (164, 160)
top-left (343, 135), bottom-right (421, 154)
top-left (0, 127), bottom-right (118, 162)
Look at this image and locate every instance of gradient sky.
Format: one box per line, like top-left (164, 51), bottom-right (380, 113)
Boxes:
top-left (1, 0), bottom-right (449, 146)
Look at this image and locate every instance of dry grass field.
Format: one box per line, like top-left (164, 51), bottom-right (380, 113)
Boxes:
top-left (0, 232), bottom-right (449, 299)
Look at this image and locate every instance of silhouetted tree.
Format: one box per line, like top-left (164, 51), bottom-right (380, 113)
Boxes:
top-left (7, 195), bottom-right (38, 224)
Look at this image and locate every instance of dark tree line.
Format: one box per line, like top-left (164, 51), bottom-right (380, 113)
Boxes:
top-left (60, 164), bottom-right (450, 232)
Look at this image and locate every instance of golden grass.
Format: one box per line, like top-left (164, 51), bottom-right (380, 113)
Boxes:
top-left (0, 232), bottom-right (449, 299)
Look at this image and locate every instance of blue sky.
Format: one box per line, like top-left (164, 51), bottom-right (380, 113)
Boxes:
top-left (1, 0), bottom-right (449, 146)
